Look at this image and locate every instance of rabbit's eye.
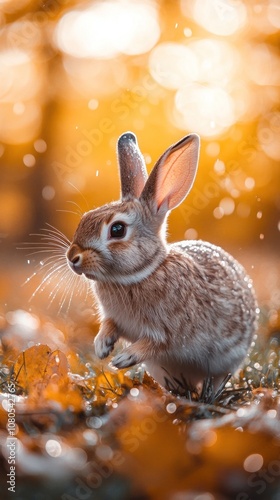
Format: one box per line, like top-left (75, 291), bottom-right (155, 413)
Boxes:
top-left (110, 221), bottom-right (126, 239)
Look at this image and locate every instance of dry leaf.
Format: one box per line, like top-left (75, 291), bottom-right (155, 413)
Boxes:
top-left (12, 344), bottom-right (83, 411)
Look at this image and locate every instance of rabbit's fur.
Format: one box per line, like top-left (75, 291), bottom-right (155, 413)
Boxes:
top-left (67, 132), bottom-right (258, 392)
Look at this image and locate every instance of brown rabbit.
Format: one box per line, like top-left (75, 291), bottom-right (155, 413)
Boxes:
top-left (67, 132), bottom-right (258, 392)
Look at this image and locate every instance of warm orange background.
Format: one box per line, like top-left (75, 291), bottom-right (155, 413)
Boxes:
top-left (0, 0), bottom-right (279, 314)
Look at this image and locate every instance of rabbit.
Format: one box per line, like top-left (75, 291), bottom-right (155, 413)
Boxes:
top-left (66, 131), bottom-right (258, 393)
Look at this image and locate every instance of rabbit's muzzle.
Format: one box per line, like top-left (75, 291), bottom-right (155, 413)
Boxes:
top-left (67, 243), bottom-right (84, 275)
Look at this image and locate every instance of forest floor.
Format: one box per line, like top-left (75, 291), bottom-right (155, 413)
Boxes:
top-left (0, 250), bottom-right (280, 500)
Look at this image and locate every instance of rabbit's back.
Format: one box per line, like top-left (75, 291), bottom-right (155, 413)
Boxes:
top-left (171, 239), bottom-right (258, 354)
top-left (173, 240), bottom-right (257, 336)
top-left (144, 239), bottom-right (258, 389)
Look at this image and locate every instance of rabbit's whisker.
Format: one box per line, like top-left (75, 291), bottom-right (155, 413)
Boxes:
top-left (45, 222), bottom-right (71, 242)
top-left (38, 233), bottom-right (69, 248)
top-left (30, 262), bottom-right (69, 300)
top-left (67, 182), bottom-right (90, 212)
top-left (23, 249), bottom-right (66, 257)
top-left (21, 221), bottom-right (90, 312)
top-left (66, 199), bottom-right (85, 215)
top-left (57, 209), bottom-right (83, 218)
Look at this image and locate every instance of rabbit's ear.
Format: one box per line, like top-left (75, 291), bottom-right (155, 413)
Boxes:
top-left (117, 132), bottom-right (148, 199)
top-left (140, 134), bottom-right (200, 215)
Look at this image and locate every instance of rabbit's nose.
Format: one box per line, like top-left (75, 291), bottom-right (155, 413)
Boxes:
top-left (67, 244), bottom-right (83, 275)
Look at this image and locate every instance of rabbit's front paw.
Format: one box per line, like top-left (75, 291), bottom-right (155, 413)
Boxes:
top-left (94, 334), bottom-right (116, 359)
top-left (111, 350), bottom-right (138, 369)
top-left (94, 319), bottom-right (120, 359)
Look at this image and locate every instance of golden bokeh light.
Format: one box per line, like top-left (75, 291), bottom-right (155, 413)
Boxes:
top-left (0, 47), bottom-right (44, 144)
top-left (61, 57), bottom-right (128, 97)
top-left (0, 0), bottom-right (278, 253)
top-left (258, 111), bottom-right (280, 161)
top-left (54, 1), bottom-right (160, 59)
top-left (149, 42), bottom-right (199, 89)
top-left (0, 0), bottom-right (33, 14)
top-left (174, 84), bottom-right (236, 137)
top-left (250, 0), bottom-right (280, 34)
top-left (181, 0), bottom-right (247, 36)
top-left (0, 49), bottom-right (38, 101)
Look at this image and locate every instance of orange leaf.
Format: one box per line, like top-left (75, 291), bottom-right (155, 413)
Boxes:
top-left (13, 344), bottom-right (54, 391)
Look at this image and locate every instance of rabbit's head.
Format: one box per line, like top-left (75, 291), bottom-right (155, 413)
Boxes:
top-left (67, 132), bottom-right (200, 285)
